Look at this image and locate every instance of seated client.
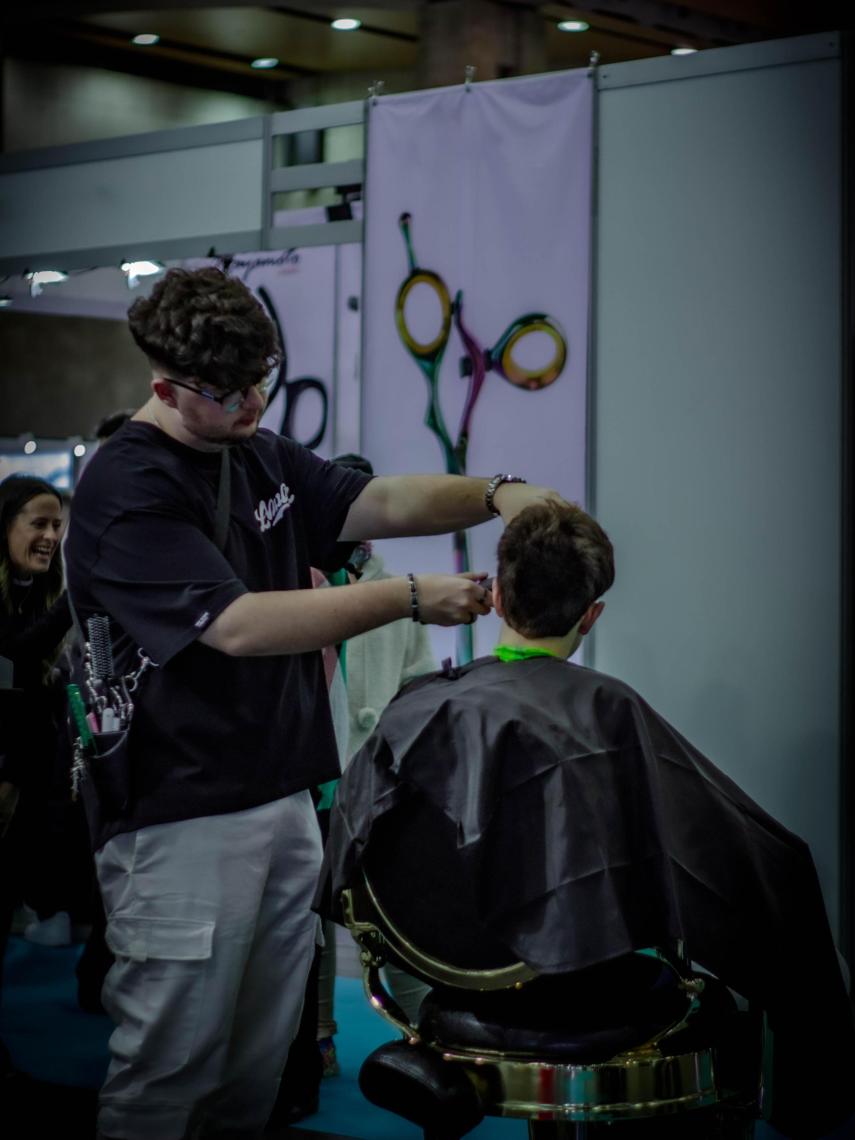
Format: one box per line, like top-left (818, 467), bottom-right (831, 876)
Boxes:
top-left (324, 499), bottom-right (855, 1138)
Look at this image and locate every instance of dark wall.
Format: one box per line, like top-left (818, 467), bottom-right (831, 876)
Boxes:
top-left (0, 312), bottom-right (150, 437)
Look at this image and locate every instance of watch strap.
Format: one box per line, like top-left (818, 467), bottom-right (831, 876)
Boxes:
top-left (484, 473), bottom-right (527, 516)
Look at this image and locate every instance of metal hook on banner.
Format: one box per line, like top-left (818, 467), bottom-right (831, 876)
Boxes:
top-left (368, 80), bottom-right (385, 106)
top-left (587, 50), bottom-right (600, 75)
top-left (464, 64), bottom-right (476, 91)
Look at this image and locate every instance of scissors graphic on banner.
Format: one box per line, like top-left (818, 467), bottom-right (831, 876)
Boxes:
top-left (257, 285), bottom-right (329, 451)
top-left (395, 211), bottom-right (567, 663)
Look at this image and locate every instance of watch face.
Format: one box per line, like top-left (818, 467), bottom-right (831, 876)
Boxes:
top-left (350, 543), bottom-right (371, 569)
top-left (346, 542), bottom-right (372, 576)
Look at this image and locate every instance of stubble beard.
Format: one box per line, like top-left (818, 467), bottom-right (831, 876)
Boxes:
top-left (196, 415), bottom-right (260, 446)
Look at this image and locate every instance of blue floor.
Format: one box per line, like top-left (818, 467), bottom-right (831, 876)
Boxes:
top-left (0, 936), bottom-right (522, 1138)
top-left (2, 936), bottom-right (111, 1089)
top-left (3, 935), bottom-right (853, 1139)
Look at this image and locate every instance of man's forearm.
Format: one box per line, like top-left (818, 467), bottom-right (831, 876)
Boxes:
top-left (200, 571), bottom-right (491, 657)
top-left (201, 579), bottom-right (408, 656)
top-left (340, 475), bottom-right (490, 541)
top-left (340, 473), bottom-right (559, 541)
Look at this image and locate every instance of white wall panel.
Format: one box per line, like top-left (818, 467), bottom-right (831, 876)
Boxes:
top-left (592, 37), bottom-right (842, 930)
top-left (0, 139), bottom-right (264, 260)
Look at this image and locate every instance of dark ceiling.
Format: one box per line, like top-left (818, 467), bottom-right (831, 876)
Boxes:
top-left (0, 1), bottom-right (848, 106)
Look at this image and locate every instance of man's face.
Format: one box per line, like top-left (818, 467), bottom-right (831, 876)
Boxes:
top-left (170, 379), bottom-right (268, 447)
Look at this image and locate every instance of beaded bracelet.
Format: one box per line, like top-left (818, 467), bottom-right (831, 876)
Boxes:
top-left (406, 572), bottom-right (421, 623)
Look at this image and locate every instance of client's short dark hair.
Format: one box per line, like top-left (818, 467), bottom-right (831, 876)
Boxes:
top-left (127, 267), bottom-right (281, 390)
top-left (497, 500), bottom-right (614, 638)
top-left (332, 453), bottom-right (374, 477)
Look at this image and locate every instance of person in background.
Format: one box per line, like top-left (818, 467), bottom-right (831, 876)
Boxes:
top-left (18, 485), bottom-right (88, 950)
top-left (269, 565), bottom-right (349, 1125)
top-left (274, 453), bottom-right (438, 1125)
top-left (93, 410), bottom-right (135, 445)
top-left (316, 453), bottom-right (436, 1074)
top-left (0, 475), bottom-right (72, 1073)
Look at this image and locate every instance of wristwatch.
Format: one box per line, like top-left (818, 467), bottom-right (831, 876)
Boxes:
top-left (484, 473), bottom-right (527, 516)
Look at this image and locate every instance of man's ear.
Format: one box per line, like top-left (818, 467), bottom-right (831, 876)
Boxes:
top-left (578, 600), bottom-right (604, 636)
top-left (152, 378), bottom-right (177, 407)
top-left (492, 577), bottom-right (505, 619)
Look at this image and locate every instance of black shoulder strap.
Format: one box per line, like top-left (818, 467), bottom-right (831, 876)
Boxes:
top-left (214, 446), bottom-right (231, 552)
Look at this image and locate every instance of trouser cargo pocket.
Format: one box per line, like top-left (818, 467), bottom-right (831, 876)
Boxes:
top-left (104, 914), bottom-right (216, 1073)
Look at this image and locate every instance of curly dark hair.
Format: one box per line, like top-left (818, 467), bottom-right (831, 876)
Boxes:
top-left (127, 267), bottom-right (281, 390)
top-left (497, 499), bottom-right (614, 639)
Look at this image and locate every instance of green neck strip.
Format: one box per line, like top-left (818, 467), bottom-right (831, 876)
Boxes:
top-left (494, 644), bottom-right (563, 663)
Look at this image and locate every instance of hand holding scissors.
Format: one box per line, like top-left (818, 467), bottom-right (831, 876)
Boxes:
top-left (416, 571), bottom-right (494, 627)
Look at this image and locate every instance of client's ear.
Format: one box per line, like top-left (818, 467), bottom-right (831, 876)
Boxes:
top-left (578, 600), bottom-right (604, 636)
top-left (492, 578), bottom-right (504, 619)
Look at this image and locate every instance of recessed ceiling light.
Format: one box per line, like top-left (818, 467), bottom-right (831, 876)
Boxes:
top-left (24, 440), bottom-right (37, 455)
top-left (26, 270), bottom-right (67, 285)
top-left (132, 33), bottom-right (160, 46)
top-left (74, 444), bottom-right (87, 458)
top-left (671, 46), bottom-right (697, 55)
top-left (251, 57), bottom-right (279, 69)
top-left (122, 260), bottom-right (164, 289)
top-left (557, 20), bottom-right (589, 33)
top-left (331, 18), bottom-right (362, 31)
top-left (121, 260), bottom-right (163, 277)
top-left (25, 269), bottom-right (68, 297)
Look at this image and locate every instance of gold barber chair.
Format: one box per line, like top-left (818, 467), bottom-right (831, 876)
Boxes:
top-left (340, 804), bottom-right (763, 1140)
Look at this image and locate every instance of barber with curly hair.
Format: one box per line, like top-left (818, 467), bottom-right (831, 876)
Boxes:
top-left (64, 267), bottom-right (557, 1140)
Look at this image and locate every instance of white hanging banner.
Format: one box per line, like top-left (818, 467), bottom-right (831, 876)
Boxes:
top-left (362, 70), bottom-right (593, 663)
top-left (185, 212), bottom-right (349, 460)
top-left (173, 227), bottom-right (360, 458)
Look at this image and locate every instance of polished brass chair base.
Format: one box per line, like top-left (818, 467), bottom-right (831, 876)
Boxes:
top-left (344, 880), bottom-right (760, 1138)
top-left (440, 1045), bottom-right (719, 1122)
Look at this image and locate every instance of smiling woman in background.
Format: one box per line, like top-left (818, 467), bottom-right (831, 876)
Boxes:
top-left (0, 474), bottom-right (73, 1076)
top-left (0, 474), bottom-right (68, 803)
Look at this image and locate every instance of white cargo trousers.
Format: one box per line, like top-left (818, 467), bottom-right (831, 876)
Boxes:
top-left (94, 792), bottom-right (323, 1140)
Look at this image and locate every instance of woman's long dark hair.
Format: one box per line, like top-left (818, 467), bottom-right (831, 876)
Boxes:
top-left (0, 474), bottom-right (65, 624)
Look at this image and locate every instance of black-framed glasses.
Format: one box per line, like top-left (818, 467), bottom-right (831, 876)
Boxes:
top-left (164, 376), bottom-right (270, 414)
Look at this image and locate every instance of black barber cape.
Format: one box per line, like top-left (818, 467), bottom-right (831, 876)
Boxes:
top-left (323, 655), bottom-right (855, 1137)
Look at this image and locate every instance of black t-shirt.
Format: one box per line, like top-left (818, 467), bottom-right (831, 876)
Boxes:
top-left (66, 422), bottom-right (371, 850)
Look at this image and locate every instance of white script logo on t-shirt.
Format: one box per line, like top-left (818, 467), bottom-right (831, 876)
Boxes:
top-left (255, 482), bottom-right (295, 532)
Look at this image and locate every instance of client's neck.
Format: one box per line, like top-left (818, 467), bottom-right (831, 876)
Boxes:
top-left (497, 621), bottom-right (578, 661)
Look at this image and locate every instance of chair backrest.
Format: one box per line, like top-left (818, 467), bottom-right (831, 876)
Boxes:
top-left (345, 873), bottom-right (539, 992)
top-left (352, 791), bottom-right (702, 1010)
top-left (361, 791), bottom-right (523, 971)
top-left (346, 790), bottom-right (536, 991)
